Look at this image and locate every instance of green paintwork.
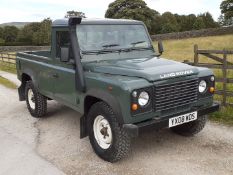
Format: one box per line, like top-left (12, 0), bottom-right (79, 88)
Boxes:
top-left (16, 19), bottom-right (215, 125)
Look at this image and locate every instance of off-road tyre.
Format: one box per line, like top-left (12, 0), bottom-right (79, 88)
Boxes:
top-left (25, 81), bottom-right (47, 118)
top-left (87, 101), bottom-right (131, 162)
top-left (170, 115), bottom-right (207, 136)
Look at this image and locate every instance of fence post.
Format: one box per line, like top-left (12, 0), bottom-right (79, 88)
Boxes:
top-left (7, 53), bottom-right (10, 67)
top-left (194, 44), bottom-right (199, 66)
top-left (222, 50), bottom-right (227, 106)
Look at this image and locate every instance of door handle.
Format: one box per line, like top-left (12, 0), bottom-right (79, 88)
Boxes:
top-left (52, 73), bottom-right (59, 78)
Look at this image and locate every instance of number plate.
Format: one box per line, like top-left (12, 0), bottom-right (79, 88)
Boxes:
top-left (169, 111), bottom-right (197, 128)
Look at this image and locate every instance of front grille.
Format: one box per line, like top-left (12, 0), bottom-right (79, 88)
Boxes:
top-left (154, 79), bottom-right (198, 111)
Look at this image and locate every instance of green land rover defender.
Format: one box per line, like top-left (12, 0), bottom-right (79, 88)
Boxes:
top-left (16, 17), bottom-right (219, 162)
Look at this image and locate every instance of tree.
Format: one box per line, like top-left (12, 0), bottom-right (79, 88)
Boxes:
top-left (199, 12), bottom-right (219, 28)
top-left (218, 14), bottom-right (225, 25)
top-left (151, 14), bottom-right (163, 34)
top-left (160, 12), bottom-right (179, 33)
top-left (32, 18), bottom-right (52, 45)
top-left (0, 27), bottom-right (3, 39)
top-left (0, 27), bottom-right (4, 45)
top-left (0, 38), bottom-right (4, 45)
top-left (185, 14), bottom-right (198, 31)
top-left (65, 10), bottom-right (86, 18)
top-left (105, 0), bottom-right (159, 33)
top-left (3, 26), bottom-right (19, 43)
top-left (17, 18), bottom-right (52, 45)
top-left (193, 17), bottom-right (206, 30)
top-left (174, 14), bottom-right (197, 31)
top-left (174, 14), bottom-right (188, 32)
top-left (17, 22), bottom-right (41, 44)
top-left (160, 23), bottom-right (176, 33)
top-left (220, 0), bottom-right (233, 26)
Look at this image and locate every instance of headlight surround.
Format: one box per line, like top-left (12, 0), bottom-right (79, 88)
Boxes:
top-left (131, 87), bottom-right (153, 115)
top-left (138, 91), bottom-right (150, 106)
top-left (199, 80), bottom-right (207, 93)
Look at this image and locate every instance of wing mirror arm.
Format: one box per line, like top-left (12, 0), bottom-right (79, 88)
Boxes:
top-left (157, 41), bottom-right (164, 57)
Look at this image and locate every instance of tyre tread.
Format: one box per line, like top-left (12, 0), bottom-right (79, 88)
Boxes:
top-left (88, 101), bottom-right (131, 162)
top-left (25, 81), bottom-right (47, 118)
top-left (171, 115), bottom-right (207, 136)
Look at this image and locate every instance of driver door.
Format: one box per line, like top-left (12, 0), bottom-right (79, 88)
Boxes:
top-left (52, 31), bottom-right (78, 108)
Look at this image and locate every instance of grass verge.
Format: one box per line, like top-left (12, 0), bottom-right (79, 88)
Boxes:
top-left (210, 107), bottom-right (233, 126)
top-left (0, 76), bottom-right (17, 89)
top-left (0, 62), bottom-right (17, 74)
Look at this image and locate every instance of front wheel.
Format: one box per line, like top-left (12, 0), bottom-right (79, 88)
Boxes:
top-left (170, 115), bottom-right (207, 136)
top-left (87, 102), bottom-right (131, 162)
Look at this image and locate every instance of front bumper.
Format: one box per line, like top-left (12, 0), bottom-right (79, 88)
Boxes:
top-left (123, 102), bottom-right (220, 138)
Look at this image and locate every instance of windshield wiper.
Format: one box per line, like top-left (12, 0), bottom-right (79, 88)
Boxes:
top-left (102, 44), bottom-right (120, 48)
top-left (131, 41), bottom-right (146, 46)
top-left (82, 49), bottom-right (121, 55)
top-left (121, 46), bottom-right (153, 52)
top-left (81, 45), bottom-right (153, 55)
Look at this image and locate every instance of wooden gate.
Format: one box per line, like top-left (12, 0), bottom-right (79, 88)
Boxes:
top-left (0, 52), bottom-right (16, 68)
top-left (192, 44), bottom-right (233, 106)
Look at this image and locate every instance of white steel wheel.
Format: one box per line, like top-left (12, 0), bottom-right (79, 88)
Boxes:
top-left (93, 115), bottom-right (113, 149)
top-left (28, 89), bottom-right (35, 110)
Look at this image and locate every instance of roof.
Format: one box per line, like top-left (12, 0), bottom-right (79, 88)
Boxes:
top-left (52, 18), bottom-right (143, 27)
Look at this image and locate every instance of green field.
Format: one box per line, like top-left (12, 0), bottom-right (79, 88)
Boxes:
top-left (153, 34), bottom-right (233, 125)
top-left (156, 34), bottom-right (233, 62)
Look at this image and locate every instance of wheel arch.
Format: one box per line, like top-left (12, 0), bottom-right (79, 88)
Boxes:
top-left (80, 89), bottom-right (124, 138)
top-left (18, 72), bottom-right (32, 101)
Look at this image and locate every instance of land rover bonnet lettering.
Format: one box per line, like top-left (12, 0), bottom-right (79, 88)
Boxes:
top-left (160, 70), bottom-right (194, 79)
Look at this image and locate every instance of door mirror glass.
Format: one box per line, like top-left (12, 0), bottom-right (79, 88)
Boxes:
top-left (60, 47), bottom-right (69, 62)
top-left (158, 41), bottom-right (164, 55)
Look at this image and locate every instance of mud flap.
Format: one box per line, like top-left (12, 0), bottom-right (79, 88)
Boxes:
top-left (80, 115), bottom-right (88, 138)
top-left (18, 84), bottom-right (25, 101)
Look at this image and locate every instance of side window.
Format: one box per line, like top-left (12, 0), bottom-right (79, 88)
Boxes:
top-left (56, 31), bottom-right (73, 59)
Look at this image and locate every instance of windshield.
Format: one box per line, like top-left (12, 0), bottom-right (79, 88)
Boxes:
top-left (76, 24), bottom-right (152, 53)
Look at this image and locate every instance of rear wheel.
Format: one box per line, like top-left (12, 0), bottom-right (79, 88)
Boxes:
top-left (170, 115), bottom-right (207, 136)
top-left (25, 81), bottom-right (47, 118)
top-left (87, 102), bottom-right (131, 162)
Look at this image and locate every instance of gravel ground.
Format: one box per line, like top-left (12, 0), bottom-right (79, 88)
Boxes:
top-left (0, 72), bottom-right (233, 175)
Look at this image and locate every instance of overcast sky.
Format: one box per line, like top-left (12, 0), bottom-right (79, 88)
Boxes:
top-left (0, 0), bottom-right (223, 23)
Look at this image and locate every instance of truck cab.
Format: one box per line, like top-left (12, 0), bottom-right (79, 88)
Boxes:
top-left (16, 17), bottom-right (219, 162)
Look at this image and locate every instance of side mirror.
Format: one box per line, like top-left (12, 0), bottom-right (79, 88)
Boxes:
top-left (158, 41), bottom-right (164, 56)
top-left (60, 47), bottom-right (69, 62)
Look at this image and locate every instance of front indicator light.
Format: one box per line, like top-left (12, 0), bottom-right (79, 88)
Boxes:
top-left (210, 87), bottom-right (215, 93)
top-left (132, 104), bottom-right (138, 111)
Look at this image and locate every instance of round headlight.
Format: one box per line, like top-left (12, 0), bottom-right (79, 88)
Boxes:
top-left (199, 80), bottom-right (207, 93)
top-left (138, 91), bottom-right (149, 106)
